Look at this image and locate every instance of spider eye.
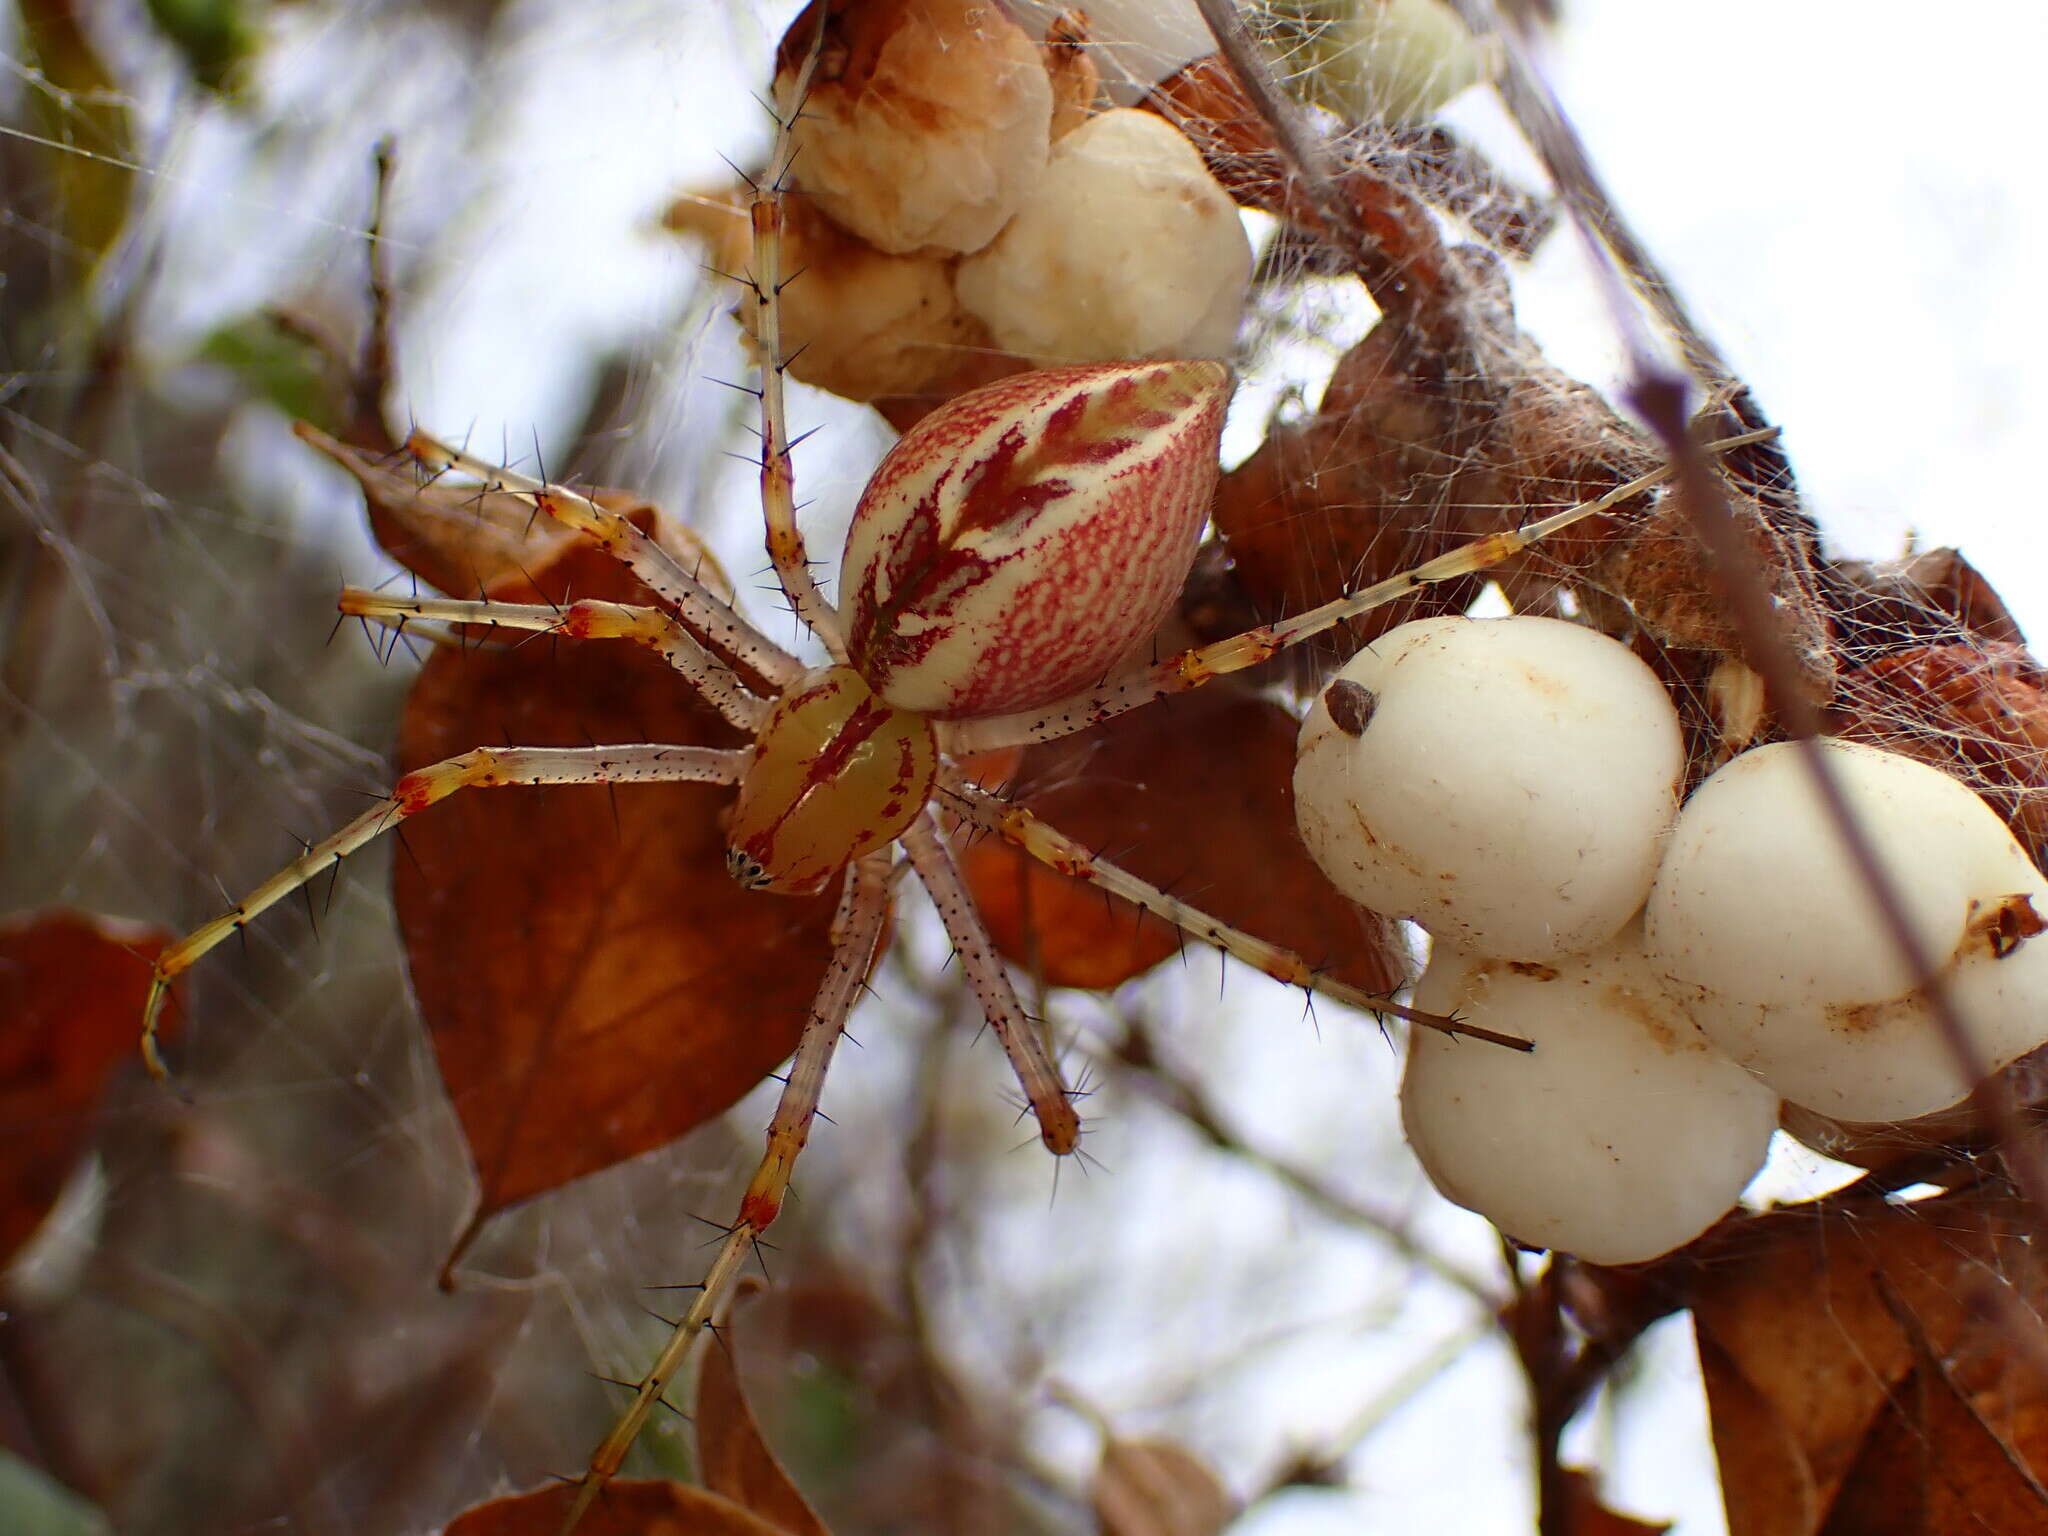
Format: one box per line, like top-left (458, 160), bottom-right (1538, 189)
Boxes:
top-left (727, 666), bottom-right (938, 894)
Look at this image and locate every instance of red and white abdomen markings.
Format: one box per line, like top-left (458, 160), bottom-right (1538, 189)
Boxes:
top-left (841, 361), bottom-right (1229, 720)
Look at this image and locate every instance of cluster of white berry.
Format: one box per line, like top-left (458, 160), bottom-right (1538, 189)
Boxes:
top-left (1295, 616), bottom-right (2048, 1264)
top-left (686, 0), bottom-right (1496, 406)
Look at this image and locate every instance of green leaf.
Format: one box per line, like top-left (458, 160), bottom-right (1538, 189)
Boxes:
top-left (144, 0), bottom-right (260, 96)
top-left (197, 313), bottom-right (342, 431)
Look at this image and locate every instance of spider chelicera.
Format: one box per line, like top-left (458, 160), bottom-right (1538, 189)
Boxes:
top-left (137, 43), bottom-right (1767, 1533)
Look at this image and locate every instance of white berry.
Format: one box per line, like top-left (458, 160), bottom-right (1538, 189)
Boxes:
top-left (1295, 616), bottom-right (1684, 962)
top-left (1645, 738), bottom-right (2048, 1122)
top-left (954, 108), bottom-right (1251, 364)
top-left (1403, 925), bottom-right (1780, 1265)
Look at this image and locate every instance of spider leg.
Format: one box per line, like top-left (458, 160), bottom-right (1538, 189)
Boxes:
top-left (945, 424), bottom-right (1780, 754)
top-left (339, 590), bottom-right (770, 731)
top-left (400, 432), bottom-right (805, 690)
top-left (900, 812), bottom-right (1082, 1153)
top-left (556, 849), bottom-right (892, 1536)
top-left (940, 774), bottom-right (1533, 1053)
top-left (141, 744), bottom-right (744, 1078)
top-left (741, 5), bottom-right (852, 663)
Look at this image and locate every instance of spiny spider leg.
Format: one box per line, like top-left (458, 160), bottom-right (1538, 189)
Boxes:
top-left (745, 7), bottom-right (851, 661)
top-left (900, 813), bottom-right (1082, 1153)
top-left (946, 423), bottom-right (1781, 755)
top-left (339, 589), bottom-right (769, 731)
top-left (140, 744), bottom-right (743, 1078)
top-left (940, 775), bottom-right (1531, 1052)
top-left (554, 849), bottom-right (893, 1536)
top-left (399, 431), bottom-right (804, 690)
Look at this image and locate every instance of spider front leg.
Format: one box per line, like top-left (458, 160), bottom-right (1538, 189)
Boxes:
top-left (743, 8), bottom-right (851, 662)
top-left (940, 775), bottom-right (1531, 1053)
top-left (400, 432), bottom-right (806, 690)
top-left (556, 848), bottom-right (892, 1536)
top-left (338, 589), bottom-right (770, 731)
top-left (141, 743), bottom-right (742, 1078)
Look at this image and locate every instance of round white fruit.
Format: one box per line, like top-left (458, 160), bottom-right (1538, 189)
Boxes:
top-left (1403, 927), bottom-right (1780, 1265)
top-left (1294, 616), bottom-right (1684, 962)
top-left (1645, 738), bottom-right (2048, 1122)
top-left (954, 108), bottom-right (1251, 364)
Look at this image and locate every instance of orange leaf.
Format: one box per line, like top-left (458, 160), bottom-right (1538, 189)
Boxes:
top-left (0, 910), bottom-right (170, 1262)
top-left (445, 1479), bottom-right (793, 1536)
top-left (392, 534), bottom-right (837, 1223)
top-left (957, 687), bottom-right (1405, 995)
top-left (696, 1305), bottom-right (829, 1536)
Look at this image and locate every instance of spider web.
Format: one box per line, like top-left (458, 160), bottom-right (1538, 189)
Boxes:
top-left (1, 2), bottom-right (2043, 1534)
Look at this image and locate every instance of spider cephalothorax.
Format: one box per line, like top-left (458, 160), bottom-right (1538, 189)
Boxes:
top-left (724, 662), bottom-right (936, 893)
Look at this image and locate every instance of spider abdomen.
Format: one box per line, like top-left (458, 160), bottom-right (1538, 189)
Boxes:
top-left (841, 360), bottom-right (1229, 719)
top-left (726, 666), bottom-right (938, 895)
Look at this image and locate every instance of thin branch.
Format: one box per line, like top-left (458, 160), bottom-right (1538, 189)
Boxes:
top-left (1113, 1016), bottom-right (1503, 1307)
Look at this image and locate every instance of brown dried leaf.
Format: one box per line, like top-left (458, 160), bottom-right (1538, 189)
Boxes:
top-left (1140, 55), bottom-right (1454, 323)
top-left (726, 1274), bottom-right (1032, 1530)
top-left (1588, 478), bottom-right (1835, 699)
top-left (444, 1479), bottom-right (793, 1536)
top-left (1557, 1469), bottom-right (1670, 1536)
top-left (393, 535), bottom-right (837, 1222)
top-left (957, 687), bottom-right (1405, 996)
top-left (1818, 1358), bottom-right (2048, 1536)
top-left (1693, 1189), bottom-right (2048, 1536)
top-left (1833, 545), bottom-right (2028, 656)
top-left (696, 1305), bottom-right (829, 1536)
top-left (1210, 317), bottom-right (1500, 678)
top-left (1093, 1438), bottom-right (1236, 1536)
top-left (0, 911), bottom-right (171, 1262)
top-left (1835, 641), bottom-right (2048, 868)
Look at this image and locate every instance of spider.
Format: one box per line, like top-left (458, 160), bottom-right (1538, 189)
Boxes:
top-left (134, 36), bottom-right (1770, 1534)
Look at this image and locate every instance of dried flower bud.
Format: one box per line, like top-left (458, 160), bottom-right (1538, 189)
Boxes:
top-left (1039, 8), bottom-right (1101, 138)
top-left (666, 186), bottom-right (1012, 408)
top-left (956, 108), bottom-right (1251, 363)
top-left (776, 0), bottom-right (1053, 255)
top-left (843, 361), bottom-right (1230, 718)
